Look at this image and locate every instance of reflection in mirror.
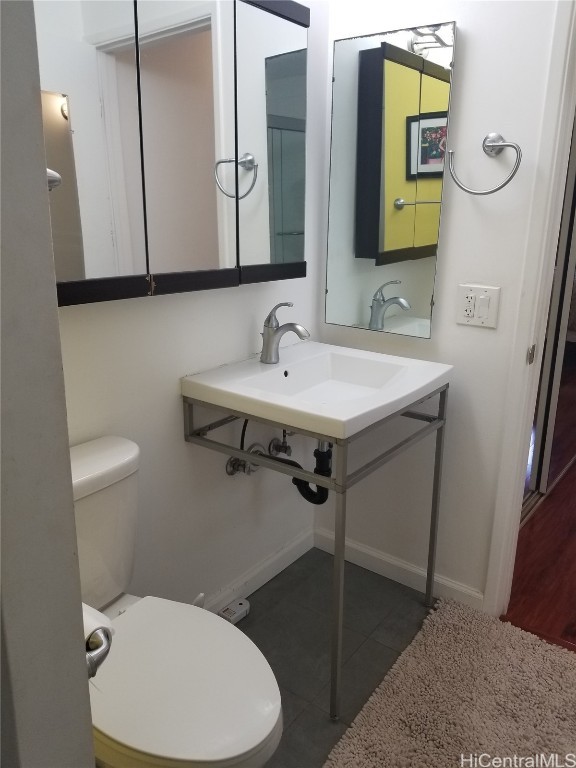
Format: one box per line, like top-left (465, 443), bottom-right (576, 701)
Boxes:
top-left (266, 48), bottom-right (306, 264)
top-left (41, 92), bottom-right (84, 281)
top-left (35, 0), bottom-right (147, 282)
top-left (325, 22), bottom-right (455, 338)
top-left (137, 1), bottom-right (236, 273)
top-left (236, 1), bottom-right (307, 266)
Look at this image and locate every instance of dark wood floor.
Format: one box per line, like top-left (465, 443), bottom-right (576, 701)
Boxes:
top-left (504, 460), bottom-right (576, 651)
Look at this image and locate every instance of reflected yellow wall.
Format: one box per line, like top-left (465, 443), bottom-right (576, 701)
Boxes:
top-left (415, 75), bottom-right (449, 247)
top-left (382, 63), bottom-right (449, 253)
top-left (382, 60), bottom-right (419, 252)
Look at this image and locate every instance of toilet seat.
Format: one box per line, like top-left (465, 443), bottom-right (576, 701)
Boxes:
top-left (89, 597), bottom-right (282, 768)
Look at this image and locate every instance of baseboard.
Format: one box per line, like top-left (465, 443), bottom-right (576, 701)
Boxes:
top-left (313, 527), bottom-right (484, 611)
top-left (204, 527), bottom-right (315, 614)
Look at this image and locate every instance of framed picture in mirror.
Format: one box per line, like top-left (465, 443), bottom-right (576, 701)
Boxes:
top-left (406, 112), bottom-right (448, 180)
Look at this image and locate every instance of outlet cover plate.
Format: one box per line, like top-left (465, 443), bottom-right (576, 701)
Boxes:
top-left (457, 284), bottom-right (501, 328)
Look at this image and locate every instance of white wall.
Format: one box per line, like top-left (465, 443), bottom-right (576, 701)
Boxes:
top-left (58, 1), bottom-right (330, 612)
top-left (317, 0), bottom-right (576, 613)
top-left (1, 2), bottom-right (94, 764)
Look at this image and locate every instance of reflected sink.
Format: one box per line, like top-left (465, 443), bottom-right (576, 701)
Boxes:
top-left (384, 316), bottom-right (431, 338)
top-left (181, 341), bottom-right (452, 438)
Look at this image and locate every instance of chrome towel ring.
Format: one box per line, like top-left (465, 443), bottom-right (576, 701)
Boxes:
top-left (214, 152), bottom-right (258, 199)
top-left (448, 133), bottom-right (522, 195)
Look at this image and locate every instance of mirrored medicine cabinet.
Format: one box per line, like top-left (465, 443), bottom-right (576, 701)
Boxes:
top-left (35, 0), bottom-right (309, 306)
top-left (325, 22), bottom-right (455, 339)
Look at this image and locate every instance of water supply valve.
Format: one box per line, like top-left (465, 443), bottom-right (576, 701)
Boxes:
top-left (225, 443), bottom-right (266, 476)
top-left (268, 434), bottom-right (293, 457)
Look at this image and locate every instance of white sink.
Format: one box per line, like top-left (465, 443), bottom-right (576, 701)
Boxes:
top-left (181, 341), bottom-right (452, 438)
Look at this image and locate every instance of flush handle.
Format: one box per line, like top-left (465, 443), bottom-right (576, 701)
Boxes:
top-left (86, 628), bottom-right (112, 678)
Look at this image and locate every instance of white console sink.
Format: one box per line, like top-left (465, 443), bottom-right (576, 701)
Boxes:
top-left (182, 341), bottom-right (451, 439)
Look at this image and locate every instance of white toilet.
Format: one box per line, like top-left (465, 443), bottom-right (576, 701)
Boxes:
top-left (71, 436), bottom-right (282, 768)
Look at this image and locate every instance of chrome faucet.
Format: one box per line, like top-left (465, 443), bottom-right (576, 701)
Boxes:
top-left (368, 280), bottom-right (411, 331)
top-left (260, 302), bottom-right (310, 364)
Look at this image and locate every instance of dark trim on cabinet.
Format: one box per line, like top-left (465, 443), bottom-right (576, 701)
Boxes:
top-left (375, 244), bottom-right (437, 266)
top-left (380, 42), bottom-right (423, 71)
top-left (152, 268), bottom-right (240, 295)
top-left (377, 43), bottom-right (450, 83)
top-left (423, 58), bottom-right (451, 83)
top-left (355, 47), bottom-right (384, 261)
top-left (240, 261), bottom-right (306, 284)
top-left (240, 0), bottom-right (310, 28)
top-left (57, 275), bottom-right (151, 306)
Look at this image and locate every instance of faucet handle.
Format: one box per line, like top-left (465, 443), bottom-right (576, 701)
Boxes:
top-left (373, 280), bottom-right (401, 300)
top-left (264, 302), bottom-right (293, 328)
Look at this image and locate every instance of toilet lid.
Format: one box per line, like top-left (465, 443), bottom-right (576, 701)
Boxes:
top-left (89, 597), bottom-right (281, 763)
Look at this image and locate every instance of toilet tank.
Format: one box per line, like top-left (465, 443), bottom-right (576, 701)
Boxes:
top-left (70, 436), bottom-right (140, 610)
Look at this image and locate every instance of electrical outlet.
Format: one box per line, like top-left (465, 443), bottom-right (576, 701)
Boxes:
top-left (457, 284), bottom-right (501, 328)
top-left (463, 291), bottom-right (476, 318)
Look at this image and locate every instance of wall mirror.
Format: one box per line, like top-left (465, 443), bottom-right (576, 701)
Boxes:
top-left (34, 0), bottom-right (309, 305)
top-left (325, 22), bottom-right (455, 338)
top-left (236, 0), bottom-right (308, 284)
top-left (36, 0), bottom-right (149, 302)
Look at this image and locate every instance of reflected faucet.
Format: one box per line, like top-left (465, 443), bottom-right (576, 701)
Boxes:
top-left (368, 280), bottom-right (411, 331)
top-left (260, 303), bottom-right (310, 364)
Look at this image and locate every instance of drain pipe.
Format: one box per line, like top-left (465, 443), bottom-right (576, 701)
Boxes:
top-left (292, 441), bottom-right (332, 505)
top-left (266, 441), bottom-right (332, 505)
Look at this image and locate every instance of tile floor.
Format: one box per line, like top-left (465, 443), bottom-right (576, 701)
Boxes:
top-left (237, 547), bottom-right (429, 768)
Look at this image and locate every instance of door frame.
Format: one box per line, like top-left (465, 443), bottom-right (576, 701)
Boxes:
top-left (483, 0), bottom-right (576, 616)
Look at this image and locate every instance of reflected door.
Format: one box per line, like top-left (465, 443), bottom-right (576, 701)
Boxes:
top-left (137, 0), bottom-right (236, 273)
top-left (268, 127), bottom-right (305, 263)
top-left (236, 1), bottom-right (307, 267)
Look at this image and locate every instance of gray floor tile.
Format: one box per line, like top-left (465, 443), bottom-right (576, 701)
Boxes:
top-left (370, 596), bottom-right (429, 651)
top-left (312, 637), bottom-right (399, 725)
top-left (266, 704), bottom-right (347, 768)
top-left (242, 600), bottom-right (366, 702)
top-left (247, 548), bottom-right (332, 617)
top-left (290, 556), bottom-right (427, 637)
top-left (279, 687), bottom-right (309, 729)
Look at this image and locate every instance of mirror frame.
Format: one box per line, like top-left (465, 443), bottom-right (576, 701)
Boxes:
top-left (55, 0), bottom-right (309, 307)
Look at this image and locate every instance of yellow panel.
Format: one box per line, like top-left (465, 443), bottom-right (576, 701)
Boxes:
top-left (414, 204), bottom-right (441, 246)
top-left (420, 75), bottom-right (449, 114)
top-left (414, 176), bottom-right (441, 246)
top-left (414, 75), bottom-right (449, 247)
top-left (382, 60), bottom-right (420, 252)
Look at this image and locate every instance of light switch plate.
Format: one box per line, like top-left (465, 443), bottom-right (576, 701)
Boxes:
top-left (457, 284), bottom-right (501, 328)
